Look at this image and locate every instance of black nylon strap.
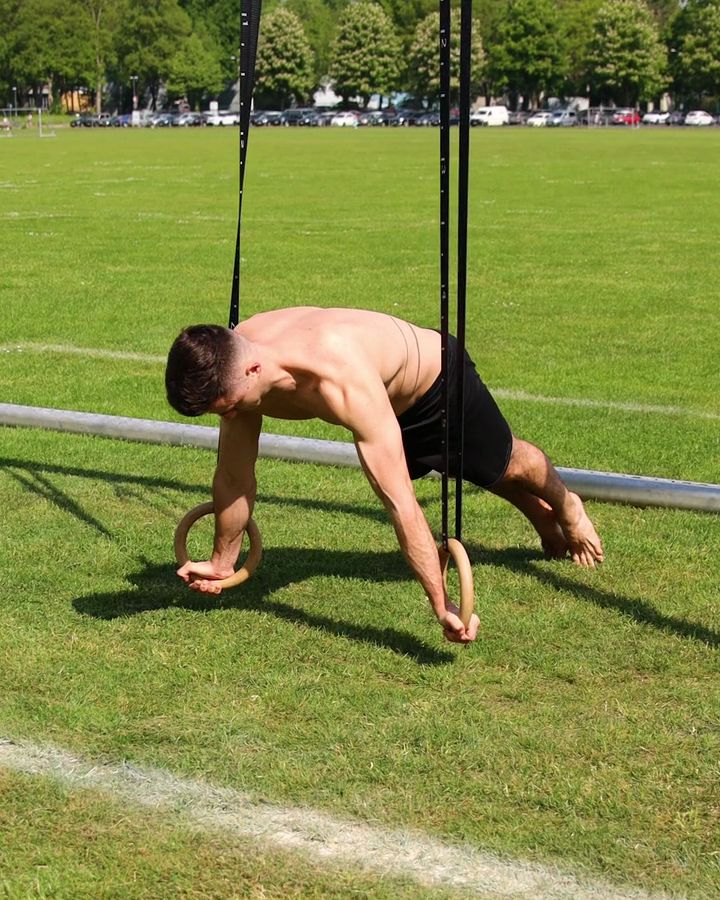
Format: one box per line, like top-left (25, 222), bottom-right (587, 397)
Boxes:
top-left (454, 0), bottom-right (472, 540)
top-left (439, 0), bottom-right (451, 549)
top-left (229, 0), bottom-right (263, 330)
top-left (439, 0), bottom-right (472, 545)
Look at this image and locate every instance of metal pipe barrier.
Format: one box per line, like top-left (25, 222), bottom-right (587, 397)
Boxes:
top-left (1, 402), bottom-right (718, 512)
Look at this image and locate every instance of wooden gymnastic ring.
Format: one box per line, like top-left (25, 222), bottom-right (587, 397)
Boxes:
top-left (439, 538), bottom-right (475, 628)
top-left (174, 501), bottom-right (262, 589)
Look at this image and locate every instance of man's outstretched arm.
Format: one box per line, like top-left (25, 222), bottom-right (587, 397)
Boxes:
top-left (176, 410), bottom-right (262, 593)
top-left (323, 373), bottom-right (478, 643)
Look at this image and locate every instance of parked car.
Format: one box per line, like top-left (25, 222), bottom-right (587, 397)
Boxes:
top-left (684, 110), bottom-right (715, 126)
top-left (362, 109), bottom-right (393, 126)
top-left (280, 108), bottom-right (317, 126)
top-left (416, 111), bottom-right (440, 127)
top-left (585, 107), bottom-right (613, 126)
top-left (611, 108), bottom-right (640, 126)
top-left (206, 110), bottom-right (239, 126)
top-left (252, 110), bottom-right (282, 126)
top-left (547, 109), bottom-right (578, 127)
top-left (665, 110), bottom-right (686, 126)
top-left (315, 111), bottom-right (336, 127)
top-left (330, 111), bottom-right (359, 127)
top-left (470, 105), bottom-right (509, 127)
top-left (642, 110), bottom-right (669, 125)
top-left (526, 111), bottom-right (552, 127)
top-left (508, 110), bottom-right (528, 126)
top-left (71, 113), bottom-right (101, 127)
top-left (177, 112), bottom-right (205, 126)
top-left (357, 110), bottom-right (385, 126)
top-left (111, 113), bottom-right (132, 127)
top-left (392, 109), bottom-right (422, 126)
top-left (150, 112), bottom-right (177, 127)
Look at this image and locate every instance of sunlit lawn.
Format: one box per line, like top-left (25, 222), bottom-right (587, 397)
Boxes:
top-left (0, 125), bottom-right (719, 897)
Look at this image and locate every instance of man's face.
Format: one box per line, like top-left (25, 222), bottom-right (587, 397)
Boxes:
top-left (209, 364), bottom-right (262, 418)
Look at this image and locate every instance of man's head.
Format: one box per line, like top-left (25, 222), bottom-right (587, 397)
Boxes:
top-left (165, 324), bottom-right (239, 417)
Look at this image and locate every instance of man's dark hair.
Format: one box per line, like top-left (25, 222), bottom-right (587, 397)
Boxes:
top-left (165, 324), bottom-right (237, 417)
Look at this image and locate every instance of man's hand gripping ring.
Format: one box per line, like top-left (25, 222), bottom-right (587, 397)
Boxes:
top-left (174, 501), bottom-right (262, 588)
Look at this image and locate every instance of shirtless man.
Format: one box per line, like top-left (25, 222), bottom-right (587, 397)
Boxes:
top-left (165, 306), bottom-right (603, 644)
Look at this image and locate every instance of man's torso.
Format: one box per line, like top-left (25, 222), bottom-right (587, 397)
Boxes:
top-left (236, 307), bottom-right (442, 424)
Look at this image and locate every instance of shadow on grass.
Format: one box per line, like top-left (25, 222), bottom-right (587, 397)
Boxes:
top-left (72, 549), bottom-right (455, 666)
top-left (8, 457), bottom-right (718, 651)
top-left (4, 466), bottom-right (112, 537)
top-left (471, 545), bottom-right (720, 649)
top-left (0, 456), bottom-right (396, 525)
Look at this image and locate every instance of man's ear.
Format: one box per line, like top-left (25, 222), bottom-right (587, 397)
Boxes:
top-left (246, 361), bottom-right (262, 379)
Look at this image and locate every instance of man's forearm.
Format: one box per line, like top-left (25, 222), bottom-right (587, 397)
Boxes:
top-left (211, 472), bottom-right (256, 572)
top-left (387, 499), bottom-right (447, 618)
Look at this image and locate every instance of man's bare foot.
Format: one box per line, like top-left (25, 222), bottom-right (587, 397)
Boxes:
top-left (530, 498), bottom-right (570, 559)
top-left (541, 528), bottom-right (570, 560)
top-left (556, 492), bottom-right (604, 568)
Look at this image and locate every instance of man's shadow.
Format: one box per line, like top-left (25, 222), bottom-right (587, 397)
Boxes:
top-left (7, 455), bottom-right (717, 655)
top-left (73, 540), bottom-right (720, 670)
top-left (72, 546), bottom-right (456, 666)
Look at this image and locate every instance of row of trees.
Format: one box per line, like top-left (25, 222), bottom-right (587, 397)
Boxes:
top-left (263, 0), bottom-right (720, 109)
top-left (1, 0), bottom-right (719, 114)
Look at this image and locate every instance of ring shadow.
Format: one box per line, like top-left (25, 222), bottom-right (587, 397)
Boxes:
top-left (72, 546), bottom-right (456, 666)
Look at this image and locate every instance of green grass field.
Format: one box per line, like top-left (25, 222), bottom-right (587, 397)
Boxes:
top-left (1, 127), bottom-right (719, 898)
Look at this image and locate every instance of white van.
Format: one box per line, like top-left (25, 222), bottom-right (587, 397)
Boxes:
top-left (470, 105), bottom-right (509, 127)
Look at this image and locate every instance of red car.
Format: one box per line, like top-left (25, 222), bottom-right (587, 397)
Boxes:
top-left (612, 108), bottom-right (641, 126)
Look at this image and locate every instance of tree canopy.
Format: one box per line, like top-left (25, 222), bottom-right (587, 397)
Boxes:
top-left (587, 0), bottom-right (668, 104)
top-left (488, 0), bottom-right (568, 108)
top-left (256, 7), bottom-right (315, 108)
top-left (329, 2), bottom-right (402, 106)
top-left (669, 0), bottom-right (720, 102)
top-left (407, 8), bottom-right (485, 103)
top-left (2, 0), bottom-right (718, 113)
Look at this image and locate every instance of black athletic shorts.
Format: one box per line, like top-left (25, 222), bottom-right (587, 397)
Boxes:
top-left (396, 335), bottom-right (513, 488)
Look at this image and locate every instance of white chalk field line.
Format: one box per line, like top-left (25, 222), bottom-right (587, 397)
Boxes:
top-left (0, 342), bottom-right (166, 364)
top-left (0, 738), bottom-right (666, 900)
top-left (492, 388), bottom-right (720, 422)
top-left (1, 340), bottom-right (717, 422)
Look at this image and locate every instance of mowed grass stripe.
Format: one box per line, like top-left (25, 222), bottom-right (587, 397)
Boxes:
top-left (0, 341), bottom-right (165, 364)
top-left (0, 738), bottom-right (666, 900)
top-left (3, 340), bottom-right (718, 424)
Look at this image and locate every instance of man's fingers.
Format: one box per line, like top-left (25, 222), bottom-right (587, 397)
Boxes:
top-left (177, 563), bottom-right (193, 581)
top-left (443, 624), bottom-right (471, 644)
top-left (442, 609), bottom-right (480, 644)
top-left (189, 579), bottom-right (223, 595)
top-left (465, 614), bottom-right (480, 641)
top-left (177, 560), bottom-right (229, 587)
top-left (443, 628), bottom-right (466, 644)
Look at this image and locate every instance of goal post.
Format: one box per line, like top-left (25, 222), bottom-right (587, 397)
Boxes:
top-left (0, 107), bottom-right (55, 138)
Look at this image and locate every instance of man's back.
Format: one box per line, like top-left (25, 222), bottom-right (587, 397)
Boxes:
top-left (236, 307), bottom-right (441, 419)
